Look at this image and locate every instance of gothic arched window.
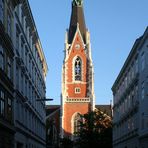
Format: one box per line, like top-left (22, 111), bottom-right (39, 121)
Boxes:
top-left (73, 113), bottom-right (81, 135)
top-left (74, 57), bottom-right (82, 81)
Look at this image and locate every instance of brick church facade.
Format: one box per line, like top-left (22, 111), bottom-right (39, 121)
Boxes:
top-left (61, 0), bottom-right (95, 139)
top-left (46, 1), bottom-right (112, 146)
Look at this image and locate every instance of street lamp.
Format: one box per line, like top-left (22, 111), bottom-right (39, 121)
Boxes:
top-left (36, 98), bottom-right (54, 102)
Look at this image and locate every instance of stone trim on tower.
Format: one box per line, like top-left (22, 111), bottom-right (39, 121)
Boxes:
top-left (65, 24), bottom-right (85, 61)
top-left (61, 0), bottom-right (95, 139)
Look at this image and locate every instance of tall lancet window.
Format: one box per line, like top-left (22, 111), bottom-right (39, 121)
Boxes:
top-left (73, 113), bottom-right (81, 135)
top-left (75, 57), bottom-right (82, 81)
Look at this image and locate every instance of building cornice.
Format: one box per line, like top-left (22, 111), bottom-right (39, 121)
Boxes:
top-left (21, 0), bottom-right (48, 76)
top-left (112, 26), bottom-right (148, 91)
top-left (112, 39), bottom-right (140, 91)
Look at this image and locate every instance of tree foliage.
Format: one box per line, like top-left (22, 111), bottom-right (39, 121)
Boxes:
top-left (75, 109), bottom-right (112, 148)
top-left (60, 137), bottom-right (73, 148)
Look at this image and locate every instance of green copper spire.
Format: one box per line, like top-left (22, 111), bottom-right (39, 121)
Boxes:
top-left (72, 0), bottom-right (83, 6)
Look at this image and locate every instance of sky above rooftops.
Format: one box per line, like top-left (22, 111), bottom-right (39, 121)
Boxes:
top-left (29, 0), bottom-right (148, 105)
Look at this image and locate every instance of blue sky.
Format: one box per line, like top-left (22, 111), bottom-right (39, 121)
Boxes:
top-left (29, 0), bottom-right (148, 105)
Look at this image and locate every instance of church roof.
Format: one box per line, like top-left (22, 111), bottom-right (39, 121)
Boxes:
top-left (68, 0), bottom-right (86, 44)
top-left (46, 105), bottom-right (60, 116)
top-left (95, 105), bottom-right (112, 117)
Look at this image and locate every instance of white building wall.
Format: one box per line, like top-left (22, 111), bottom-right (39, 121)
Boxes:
top-left (12, 1), bottom-right (47, 148)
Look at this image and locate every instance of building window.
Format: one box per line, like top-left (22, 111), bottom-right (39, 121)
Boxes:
top-left (7, 13), bottom-right (11, 37)
top-left (7, 56), bottom-right (11, 79)
top-left (16, 101), bottom-right (19, 120)
top-left (75, 87), bottom-right (81, 94)
top-left (16, 29), bottom-right (19, 53)
top-left (21, 10), bottom-right (24, 25)
top-left (74, 57), bottom-right (82, 81)
top-left (0, 0), bottom-right (4, 23)
top-left (25, 47), bottom-right (28, 66)
top-left (135, 58), bottom-right (138, 73)
top-left (16, 65), bottom-right (20, 90)
top-left (141, 52), bottom-right (145, 71)
top-left (135, 85), bottom-right (138, 97)
top-left (141, 82), bottom-right (145, 100)
top-left (131, 64), bottom-right (134, 79)
top-left (128, 94), bottom-right (131, 108)
top-left (21, 73), bottom-right (24, 94)
top-left (125, 98), bottom-right (127, 111)
top-left (25, 79), bottom-right (27, 97)
top-left (73, 113), bottom-right (81, 135)
top-left (29, 56), bottom-right (31, 74)
top-left (125, 76), bottom-right (127, 88)
top-left (141, 113), bottom-right (144, 130)
top-left (128, 70), bottom-right (131, 84)
top-left (131, 91), bottom-right (134, 106)
top-left (7, 97), bottom-right (12, 121)
top-left (0, 90), bottom-right (5, 116)
top-left (21, 38), bottom-right (24, 59)
top-left (32, 62), bottom-right (33, 80)
top-left (28, 83), bottom-right (31, 99)
top-left (0, 45), bottom-right (4, 70)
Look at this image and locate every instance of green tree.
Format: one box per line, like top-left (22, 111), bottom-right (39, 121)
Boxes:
top-left (60, 137), bottom-right (73, 148)
top-left (75, 109), bottom-right (112, 148)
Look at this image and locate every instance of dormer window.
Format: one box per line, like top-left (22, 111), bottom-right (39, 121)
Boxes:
top-left (75, 57), bottom-right (82, 81)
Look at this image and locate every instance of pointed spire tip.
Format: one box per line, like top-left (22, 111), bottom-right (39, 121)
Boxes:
top-left (72, 0), bottom-right (83, 6)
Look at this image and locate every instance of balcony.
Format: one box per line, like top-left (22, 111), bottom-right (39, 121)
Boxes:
top-left (65, 98), bottom-right (90, 103)
top-left (114, 73), bottom-right (139, 108)
top-left (114, 101), bottom-right (139, 126)
top-left (113, 128), bottom-right (138, 145)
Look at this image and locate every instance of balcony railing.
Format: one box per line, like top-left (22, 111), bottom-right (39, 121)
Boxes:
top-left (65, 98), bottom-right (90, 103)
top-left (113, 72), bottom-right (139, 108)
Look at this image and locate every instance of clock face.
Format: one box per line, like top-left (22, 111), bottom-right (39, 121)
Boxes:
top-left (75, 44), bottom-right (80, 49)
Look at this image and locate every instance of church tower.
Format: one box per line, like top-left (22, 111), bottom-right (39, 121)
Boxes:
top-left (61, 0), bottom-right (95, 139)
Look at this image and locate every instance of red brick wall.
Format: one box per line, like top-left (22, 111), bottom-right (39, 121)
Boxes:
top-left (66, 32), bottom-right (87, 98)
top-left (63, 31), bottom-right (91, 137)
top-left (63, 103), bottom-right (90, 136)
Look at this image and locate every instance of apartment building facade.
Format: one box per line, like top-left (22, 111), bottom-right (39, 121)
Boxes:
top-left (112, 27), bottom-right (148, 148)
top-left (0, 0), bottom-right (48, 147)
top-left (0, 0), bottom-right (17, 147)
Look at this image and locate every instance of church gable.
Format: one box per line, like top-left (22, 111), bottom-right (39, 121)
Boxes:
top-left (68, 25), bottom-right (85, 56)
top-left (65, 26), bottom-right (87, 83)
